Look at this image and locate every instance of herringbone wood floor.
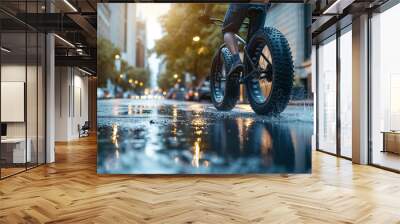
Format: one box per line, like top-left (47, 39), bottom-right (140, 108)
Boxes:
top-left (1, 136), bottom-right (400, 224)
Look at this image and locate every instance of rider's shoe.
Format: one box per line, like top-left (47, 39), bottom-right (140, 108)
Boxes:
top-left (228, 54), bottom-right (244, 78)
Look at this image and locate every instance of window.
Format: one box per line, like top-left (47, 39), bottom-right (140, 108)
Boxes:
top-left (317, 35), bottom-right (337, 154)
top-left (316, 24), bottom-right (354, 159)
top-left (339, 28), bottom-right (352, 158)
top-left (371, 3), bottom-right (400, 171)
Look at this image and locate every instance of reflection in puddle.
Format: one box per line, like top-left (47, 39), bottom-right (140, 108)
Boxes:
top-left (192, 141), bottom-right (201, 168)
top-left (97, 99), bottom-right (312, 174)
top-left (111, 124), bottom-right (119, 148)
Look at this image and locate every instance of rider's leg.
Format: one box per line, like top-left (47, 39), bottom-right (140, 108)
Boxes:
top-left (224, 32), bottom-right (241, 63)
top-left (224, 32), bottom-right (239, 55)
top-left (222, 4), bottom-right (246, 75)
top-left (246, 5), bottom-right (267, 72)
top-left (247, 6), bottom-right (266, 41)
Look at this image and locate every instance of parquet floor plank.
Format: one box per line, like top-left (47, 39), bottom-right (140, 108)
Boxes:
top-left (0, 136), bottom-right (400, 223)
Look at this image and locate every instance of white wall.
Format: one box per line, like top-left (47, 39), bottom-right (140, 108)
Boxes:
top-left (72, 73), bottom-right (89, 138)
top-left (1, 82), bottom-right (25, 122)
top-left (1, 65), bottom-right (39, 138)
top-left (54, 67), bottom-right (89, 141)
top-left (1, 65), bottom-right (26, 139)
top-left (1, 65), bottom-right (26, 81)
top-left (54, 66), bottom-right (69, 141)
top-left (1, 63), bottom-right (46, 164)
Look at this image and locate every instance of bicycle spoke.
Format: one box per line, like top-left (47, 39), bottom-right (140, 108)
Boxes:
top-left (260, 52), bottom-right (272, 66)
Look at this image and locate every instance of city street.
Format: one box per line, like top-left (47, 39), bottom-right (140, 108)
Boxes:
top-left (97, 99), bottom-right (313, 174)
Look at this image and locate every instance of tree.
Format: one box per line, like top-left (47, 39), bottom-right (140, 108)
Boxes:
top-left (97, 38), bottom-right (121, 88)
top-left (97, 37), bottom-right (150, 92)
top-left (154, 4), bottom-right (228, 90)
top-left (126, 66), bottom-right (151, 93)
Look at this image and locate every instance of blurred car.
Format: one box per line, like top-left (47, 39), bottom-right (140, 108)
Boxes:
top-left (115, 92), bottom-right (124, 99)
top-left (195, 80), bottom-right (211, 101)
top-left (167, 87), bottom-right (187, 101)
top-left (185, 88), bottom-right (198, 101)
top-left (97, 88), bottom-right (114, 99)
top-left (123, 91), bottom-right (132, 99)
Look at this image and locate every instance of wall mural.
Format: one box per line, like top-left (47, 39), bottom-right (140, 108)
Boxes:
top-left (97, 3), bottom-right (313, 174)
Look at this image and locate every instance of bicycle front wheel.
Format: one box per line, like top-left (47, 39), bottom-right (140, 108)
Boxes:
top-left (245, 27), bottom-right (294, 115)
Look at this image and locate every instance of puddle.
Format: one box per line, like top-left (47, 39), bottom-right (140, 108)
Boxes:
top-left (97, 99), bottom-right (313, 174)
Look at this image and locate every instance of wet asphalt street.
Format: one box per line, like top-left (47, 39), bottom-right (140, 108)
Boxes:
top-left (97, 99), bottom-right (313, 174)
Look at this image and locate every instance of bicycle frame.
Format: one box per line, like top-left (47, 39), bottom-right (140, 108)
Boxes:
top-left (233, 33), bottom-right (267, 84)
top-left (234, 33), bottom-right (247, 46)
top-left (211, 17), bottom-right (272, 84)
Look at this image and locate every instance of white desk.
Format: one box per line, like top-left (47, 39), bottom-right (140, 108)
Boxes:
top-left (1, 138), bottom-right (31, 163)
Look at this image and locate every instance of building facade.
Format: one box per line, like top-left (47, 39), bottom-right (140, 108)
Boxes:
top-left (98, 3), bottom-right (142, 68)
top-left (266, 4), bottom-right (312, 98)
top-left (135, 17), bottom-right (147, 68)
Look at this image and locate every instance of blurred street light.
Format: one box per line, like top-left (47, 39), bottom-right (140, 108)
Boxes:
top-left (129, 79), bottom-right (133, 84)
top-left (193, 36), bottom-right (200, 42)
top-left (139, 82), bottom-right (144, 87)
top-left (177, 78), bottom-right (182, 83)
top-left (198, 47), bottom-right (205, 55)
top-left (134, 80), bottom-right (139, 84)
top-left (173, 74), bottom-right (178, 79)
top-left (115, 54), bottom-right (121, 72)
top-left (119, 74), bottom-right (124, 79)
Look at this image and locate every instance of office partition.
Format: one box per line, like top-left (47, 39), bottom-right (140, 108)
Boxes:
top-left (0, 0), bottom-right (47, 179)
